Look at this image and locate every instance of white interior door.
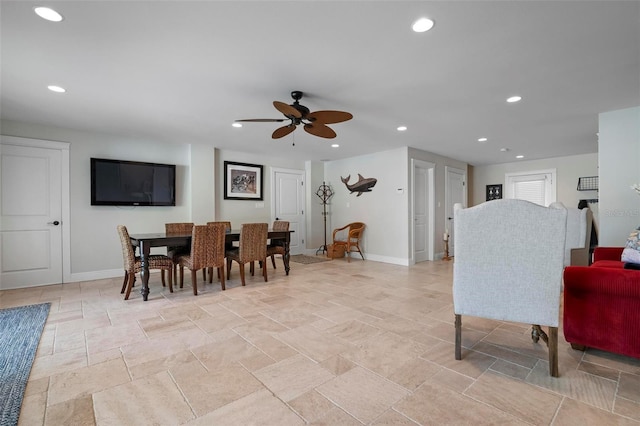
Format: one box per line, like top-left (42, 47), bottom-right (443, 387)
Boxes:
top-left (1, 141), bottom-right (65, 289)
top-left (445, 166), bottom-right (467, 256)
top-left (412, 159), bottom-right (435, 263)
top-left (271, 168), bottom-right (305, 255)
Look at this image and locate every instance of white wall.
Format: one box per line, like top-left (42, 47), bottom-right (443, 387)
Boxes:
top-left (324, 147), bottom-right (409, 263)
top-left (214, 149), bottom-right (305, 226)
top-left (472, 153), bottom-right (599, 232)
top-left (598, 106), bottom-right (640, 245)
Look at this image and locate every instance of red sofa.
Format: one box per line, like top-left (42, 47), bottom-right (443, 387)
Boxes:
top-left (563, 247), bottom-right (640, 359)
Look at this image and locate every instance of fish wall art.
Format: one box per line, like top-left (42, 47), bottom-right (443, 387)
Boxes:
top-left (341, 174), bottom-right (377, 196)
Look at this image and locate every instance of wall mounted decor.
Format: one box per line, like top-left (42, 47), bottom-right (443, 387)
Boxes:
top-left (224, 161), bottom-right (263, 200)
top-left (486, 184), bottom-right (502, 201)
top-left (341, 174), bottom-right (377, 196)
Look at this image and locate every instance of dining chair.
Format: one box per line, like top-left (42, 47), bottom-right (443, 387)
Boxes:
top-left (117, 225), bottom-right (174, 300)
top-left (332, 222), bottom-right (365, 262)
top-left (205, 221), bottom-right (232, 281)
top-left (176, 223), bottom-right (227, 295)
top-left (226, 223), bottom-right (268, 286)
top-left (266, 220), bottom-right (289, 269)
top-left (165, 222), bottom-right (194, 283)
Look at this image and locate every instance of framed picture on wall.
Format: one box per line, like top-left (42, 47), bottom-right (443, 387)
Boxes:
top-left (486, 184), bottom-right (502, 201)
top-left (224, 161), bottom-right (263, 200)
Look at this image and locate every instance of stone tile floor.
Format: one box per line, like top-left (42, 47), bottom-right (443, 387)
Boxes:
top-left (2, 259), bottom-right (639, 425)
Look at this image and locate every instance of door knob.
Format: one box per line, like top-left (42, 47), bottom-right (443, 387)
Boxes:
top-left (47, 220), bottom-right (60, 226)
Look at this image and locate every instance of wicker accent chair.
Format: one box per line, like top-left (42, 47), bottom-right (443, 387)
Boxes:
top-left (164, 222), bottom-right (194, 282)
top-left (226, 223), bottom-right (268, 286)
top-left (332, 222), bottom-right (365, 262)
top-left (176, 223), bottom-right (227, 295)
top-left (266, 220), bottom-right (289, 269)
top-left (453, 200), bottom-right (567, 377)
top-left (117, 225), bottom-right (174, 300)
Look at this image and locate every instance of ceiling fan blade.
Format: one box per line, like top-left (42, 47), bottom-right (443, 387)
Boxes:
top-left (304, 123), bottom-right (337, 139)
top-left (235, 118), bottom-right (287, 122)
top-left (272, 125), bottom-right (296, 139)
top-left (273, 101), bottom-right (302, 119)
top-left (307, 110), bottom-right (353, 124)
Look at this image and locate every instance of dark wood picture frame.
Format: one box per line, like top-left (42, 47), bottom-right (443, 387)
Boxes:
top-left (224, 161), bottom-right (263, 200)
top-left (486, 184), bottom-right (503, 201)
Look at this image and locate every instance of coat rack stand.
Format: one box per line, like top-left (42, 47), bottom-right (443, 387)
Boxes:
top-left (315, 182), bottom-right (334, 255)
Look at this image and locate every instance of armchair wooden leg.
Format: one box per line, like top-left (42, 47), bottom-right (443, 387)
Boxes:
top-left (179, 266), bottom-right (184, 288)
top-left (168, 268), bottom-right (173, 293)
top-left (161, 270), bottom-right (166, 287)
top-left (549, 327), bottom-right (559, 377)
top-left (191, 270), bottom-right (198, 296)
top-left (455, 314), bottom-right (462, 360)
top-left (226, 258), bottom-right (232, 278)
top-left (271, 255), bottom-right (276, 269)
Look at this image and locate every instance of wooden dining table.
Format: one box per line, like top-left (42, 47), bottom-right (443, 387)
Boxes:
top-left (129, 229), bottom-right (294, 301)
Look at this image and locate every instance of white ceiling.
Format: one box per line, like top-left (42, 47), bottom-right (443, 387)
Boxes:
top-left (1, 1), bottom-right (639, 166)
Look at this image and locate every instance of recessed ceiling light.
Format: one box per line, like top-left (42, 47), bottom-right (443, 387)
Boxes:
top-left (507, 95), bottom-right (522, 103)
top-left (232, 122), bottom-right (242, 128)
top-left (500, 148), bottom-right (509, 152)
top-left (412, 18), bottom-right (435, 33)
top-left (516, 155), bottom-right (524, 159)
top-left (34, 7), bottom-right (64, 22)
top-left (331, 144), bottom-right (339, 148)
top-left (47, 85), bottom-right (66, 93)
top-left (478, 137), bottom-right (488, 142)
top-left (397, 126), bottom-right (407, 131)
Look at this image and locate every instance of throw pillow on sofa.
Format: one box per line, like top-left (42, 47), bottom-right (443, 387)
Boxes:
top-left (621, 228), bottom-right (640, 265)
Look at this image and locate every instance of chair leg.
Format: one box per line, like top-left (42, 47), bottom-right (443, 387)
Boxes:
top-left (124, 272), bottom-right (135, 300)
top-left (226, 258), bottom-right (232, 278)
top-left (208, 267), bottom-right (213, 283)
top-left (168, 268), bottom-right (173, 293)
top-left (271, 255), bottom-right (276, 269)
top-left (202, 268), bottom-right (206, 281)
top-left (455, 314), bottom-right (462, 360)
top-left (179, 266), bottom-right (184, 288)
top-left (191, 270), bottom-right (198, 296)
top-left (263, 258), bottom-right (268, 282)
top-left (239, 263), bottom-right (246, 286)
top-left (161, 270), bottom-right (166, 287)
top-left (549, 326), bottom-right (559, 377)
top-left (219, 266), bottom-right (226, 291)
top-left (120, 272), bottom-right (128, 294)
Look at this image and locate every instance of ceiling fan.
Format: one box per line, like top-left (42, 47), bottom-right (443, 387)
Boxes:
top-left (235, 91), bottom-right (353, 139)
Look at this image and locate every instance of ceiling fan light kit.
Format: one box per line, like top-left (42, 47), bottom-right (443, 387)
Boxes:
top-left (236, 91), bottom-right (353, 139)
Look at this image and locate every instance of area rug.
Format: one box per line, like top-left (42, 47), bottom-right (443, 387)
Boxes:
top-left (0, 303), bottom-right (51, 426)
top-left (289, 254), bottom-right (331, 265)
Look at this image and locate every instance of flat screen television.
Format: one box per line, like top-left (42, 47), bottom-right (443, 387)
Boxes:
top-left (91, 158), bottom-right (176, 206)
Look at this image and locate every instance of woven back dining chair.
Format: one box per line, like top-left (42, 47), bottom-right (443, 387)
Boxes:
top-left (165, 222), bottom-right (194, 282)
top-left (176, 223), bottom-right (227, 294)
top-left (117, 225), bottom-right (174, 300)
top-left (226, 223), bottom-right (268, 286)
top-left (266, 220), bottom-right (289, 269)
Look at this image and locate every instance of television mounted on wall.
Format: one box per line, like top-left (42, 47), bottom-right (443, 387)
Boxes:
top-left (90, 158), bottom-right (176, 206)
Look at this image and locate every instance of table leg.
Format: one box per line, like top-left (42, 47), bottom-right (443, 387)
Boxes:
top-left (284, 234), bottom-right (291, 276)
top-left (140, 241), bottom-right (151, 301)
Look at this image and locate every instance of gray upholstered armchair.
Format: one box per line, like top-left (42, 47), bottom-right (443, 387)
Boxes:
top-left (452, 199), bottom-right (567, 377)
top-left (558, 206), bottom-right (593, 267)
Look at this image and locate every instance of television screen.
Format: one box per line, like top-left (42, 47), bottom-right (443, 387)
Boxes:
top-left (91, 158), bottom-right (176, 206)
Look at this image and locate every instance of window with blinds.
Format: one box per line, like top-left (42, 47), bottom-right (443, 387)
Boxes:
top-left (505, 169), bottom-right (556, 206)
